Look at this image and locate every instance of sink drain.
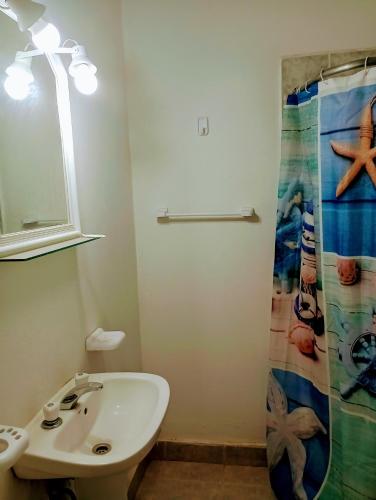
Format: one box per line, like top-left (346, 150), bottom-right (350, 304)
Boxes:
top-left (92, 443), bottom-right (112, 455)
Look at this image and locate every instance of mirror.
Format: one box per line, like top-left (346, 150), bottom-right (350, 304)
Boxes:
top-left (0, 11), bottom-right (102, 260)
top-left (0, 14), bottom-right (68, 236)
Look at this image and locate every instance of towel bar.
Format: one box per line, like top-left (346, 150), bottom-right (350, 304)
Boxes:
top-left (156, 207), bottom-right (255, 221)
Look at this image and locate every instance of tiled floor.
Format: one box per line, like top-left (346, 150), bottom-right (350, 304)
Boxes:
top-left (135, 460), bottom-right (275, 500)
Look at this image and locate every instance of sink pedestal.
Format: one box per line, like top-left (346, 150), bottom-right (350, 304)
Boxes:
top-left (76, 466), bottom-right (137, 500)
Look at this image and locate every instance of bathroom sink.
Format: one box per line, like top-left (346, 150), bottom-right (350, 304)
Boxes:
top-left (14, 373), bottom-right (170, 480)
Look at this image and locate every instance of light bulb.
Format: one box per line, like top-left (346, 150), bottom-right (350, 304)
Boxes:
top-left (6, 65), bottom-right (34, 85)
top-left (73, 64), bottom-right (98, 95)
top-left (68, 45), bottom-right (98, 96)
top-left (4, 76), bottom-right (31, 100)
top-left (4, 55), bottom-right (34, 100)
top-left (31, 21), bottom-right (61, 52)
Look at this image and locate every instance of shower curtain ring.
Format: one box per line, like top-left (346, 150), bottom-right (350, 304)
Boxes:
top-left (320, 67), bottom-right (328, 85)
top-left (364, 56), bottom-right (369, 75)
top-left (305, 81), bottom-right (310, 93)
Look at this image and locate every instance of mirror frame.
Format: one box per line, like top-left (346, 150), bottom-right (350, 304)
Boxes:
top-left (0, 52), bottom-right (86, 258)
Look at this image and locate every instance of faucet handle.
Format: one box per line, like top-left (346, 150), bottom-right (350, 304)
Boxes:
top-left (43, 402), bottom-right (59, 422)
top-left (41, 402), bottom-right (62, 430)
top-left (75, 372), bottom-right (89, 385)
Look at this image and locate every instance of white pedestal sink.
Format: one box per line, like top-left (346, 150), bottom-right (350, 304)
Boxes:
top-left (14, 373), bottom-right (170, 500)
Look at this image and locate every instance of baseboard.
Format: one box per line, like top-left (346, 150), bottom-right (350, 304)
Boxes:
top-left (149, 440), bottom-right (267, 467)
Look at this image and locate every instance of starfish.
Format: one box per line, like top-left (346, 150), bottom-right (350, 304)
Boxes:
top-left (331, 97), bottom-right (376, 197)
top-left (267, 373), bottom-right (327, 500)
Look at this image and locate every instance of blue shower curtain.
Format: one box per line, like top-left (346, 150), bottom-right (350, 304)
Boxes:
top-left (268, 68), bottom-right (376, 499)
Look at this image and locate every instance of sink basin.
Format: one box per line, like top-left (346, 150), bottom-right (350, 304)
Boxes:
top-left (14, 372), bottom-right (170, 480)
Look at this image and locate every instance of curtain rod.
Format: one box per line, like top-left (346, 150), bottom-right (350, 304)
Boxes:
top-left (295, 56), bottom-right (376, 93)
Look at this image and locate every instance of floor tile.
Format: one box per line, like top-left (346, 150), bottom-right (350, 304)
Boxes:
top-left (136, 478), bottom-right (220, 500)
top-left (135, 461), bottom-right (274, 500)
top-left (223, 465), bottom-right (269, 486)
top-left (145, 460), bottom-right (224, 481)
top-left (218, 483), bottom-right (274, 500)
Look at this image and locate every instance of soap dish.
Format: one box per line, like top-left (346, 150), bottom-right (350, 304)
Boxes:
top-left (86, 328), bottom-right (126, 351)
top-left (0, 425), bottom-right (29, 470)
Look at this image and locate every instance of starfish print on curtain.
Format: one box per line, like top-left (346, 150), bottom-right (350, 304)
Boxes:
top-left (267, 373), bottom-right (327, 500)
top-left (331, 94), bottom-right (376, 197)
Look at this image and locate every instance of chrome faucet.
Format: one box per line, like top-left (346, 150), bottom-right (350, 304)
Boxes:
top-left (60, 382), bottom-right (103, 410)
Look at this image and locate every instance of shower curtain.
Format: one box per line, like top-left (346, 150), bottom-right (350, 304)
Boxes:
top-left (268, 68), bottom-right (376, 500)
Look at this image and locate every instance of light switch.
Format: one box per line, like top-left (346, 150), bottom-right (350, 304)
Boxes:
top-left (198, 117), bottom-right (209, 136)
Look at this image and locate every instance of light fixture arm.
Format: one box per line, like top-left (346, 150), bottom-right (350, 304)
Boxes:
top-left (15, 46), bottom-right (79, 60)
top-left (0, 3), bottom-right (17, 21)
top-left (5, 0), bottom-right (45, 31)
top-left (1, 1), bottom-right (60, 51)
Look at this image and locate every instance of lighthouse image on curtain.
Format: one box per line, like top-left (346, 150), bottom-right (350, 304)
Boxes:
top-left (294, 204), bottom-right (324, 340)
top-left (268, 83), bottom-right (330, 500)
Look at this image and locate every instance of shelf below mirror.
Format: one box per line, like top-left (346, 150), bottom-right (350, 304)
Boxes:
top-left (0, 235), bottom-right (104, 261)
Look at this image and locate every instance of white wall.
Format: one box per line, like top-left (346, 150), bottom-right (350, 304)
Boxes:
top-left (0, 1), bottom-right (140, 499)
top-left (122, 0), bottom-right (376, 445)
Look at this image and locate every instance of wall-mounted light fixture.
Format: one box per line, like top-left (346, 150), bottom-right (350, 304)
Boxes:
top-left (1, 1), bottom-right (98, 100)
top-left (3, 45), bottom-right (98, 100)
top-left (6, 0), bottom-right (61, 52)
